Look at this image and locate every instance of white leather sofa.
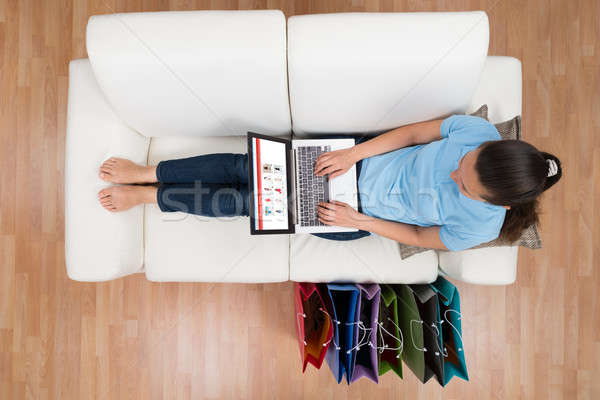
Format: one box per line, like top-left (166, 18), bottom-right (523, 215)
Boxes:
top-left (65, 10), bottom-right (520, 285)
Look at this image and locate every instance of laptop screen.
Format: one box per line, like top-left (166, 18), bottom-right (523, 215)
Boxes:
top-left (250, 135), bottom-right (290, 232)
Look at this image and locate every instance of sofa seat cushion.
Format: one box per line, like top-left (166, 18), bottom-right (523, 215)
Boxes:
top-left (290, 234), bottom-right (438, 283)
top-left (144, 136), bottom-right (290, 282)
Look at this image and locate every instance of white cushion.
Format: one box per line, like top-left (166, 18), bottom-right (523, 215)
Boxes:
top-left (86, 10), bottom-right (291, 138)
top-left (438, 55), bottom-right (523, 285)
top-left (438, 246), bottom-right (518, 285)
top-left (143, 136), bottom-right (289, 282)
top-left (290, 234), bottom-right (438, 283)
top-left (287, 11), bottom-right (489, 135)
top-left (65, 59), bottom-right (150, 281)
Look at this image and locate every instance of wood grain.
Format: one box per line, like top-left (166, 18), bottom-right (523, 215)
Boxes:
top-left (0, 0), bottom-right (598, 399)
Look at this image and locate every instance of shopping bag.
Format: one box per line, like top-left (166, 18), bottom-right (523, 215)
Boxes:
top-left (393, 284), bottom-right (444, 384)
top-left (294, 282), bottom-right (334, 372)
top-left (349, 284), bottom-right (381, 384)
top-left (376, 284), bottom-right (403, 378)
top-left (323, 284), bottom-right (360, 384)
top-left (429, 276), bottom-right (469, 385)
top-left (410, 284), bottom-right (444, 385)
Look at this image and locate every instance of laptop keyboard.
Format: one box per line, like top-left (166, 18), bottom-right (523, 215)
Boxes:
top-left (297, 145), bottom-right (331, 227)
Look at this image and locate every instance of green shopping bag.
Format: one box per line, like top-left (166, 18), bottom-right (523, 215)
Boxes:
top-left (393, 284), bottom-right (425, 382)
top-left (377, 285), bottom-right (403, 378)
top-left (429, 276), bottom-right (469, 385)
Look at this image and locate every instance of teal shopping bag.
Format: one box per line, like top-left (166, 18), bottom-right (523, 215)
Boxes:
top-left (429, 276), bottom-right (469, 385)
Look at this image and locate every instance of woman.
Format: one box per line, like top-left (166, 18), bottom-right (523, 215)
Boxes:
top-left (97, 114), bottom-right (562, 251)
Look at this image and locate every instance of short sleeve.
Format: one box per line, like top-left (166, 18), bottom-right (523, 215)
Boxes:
top-left (439, 224), bottom-right (496, 251)
top-left (440, 115), bottom-right (501, 145)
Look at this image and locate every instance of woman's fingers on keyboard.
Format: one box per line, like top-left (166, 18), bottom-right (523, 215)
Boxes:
top-left (318, 205), bottom-right (336, 220)
top-left (314, 154), bottom-right (331, 173)
top-left (315, 164), bottom-right (327, 175)
top-left (319, 202), bottom-right (337, 210)
top-left (319, 165), bottom-right (341, 177)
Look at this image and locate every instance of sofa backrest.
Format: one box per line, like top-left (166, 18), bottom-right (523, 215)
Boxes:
top-left (86, 10), bottom-right (292, 138)
top-left (86, 10), bottom-right (489, 140)
top-left (287, 12), bottom-right (490, 136)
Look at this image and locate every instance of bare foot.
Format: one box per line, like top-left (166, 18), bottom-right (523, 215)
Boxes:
top-left (99, 157), bottom-right (157, 184)
top-left (98, 186), bottom-right (157, 212)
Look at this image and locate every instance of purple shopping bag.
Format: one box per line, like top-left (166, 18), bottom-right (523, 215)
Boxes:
top-left (349, 284), bottom-right (381, 384)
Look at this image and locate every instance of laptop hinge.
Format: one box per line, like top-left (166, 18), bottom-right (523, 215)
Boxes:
top-left (290, 148), bottom-right (298, 226)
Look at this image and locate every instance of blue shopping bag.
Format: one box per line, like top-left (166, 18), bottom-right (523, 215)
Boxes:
top-left (429, 276), bottom-right (469, 385)
top-left (323, 284), bottom-right (360, 384)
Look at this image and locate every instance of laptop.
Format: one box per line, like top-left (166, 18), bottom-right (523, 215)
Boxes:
top-left (247, 132), bottom-right (359, 235)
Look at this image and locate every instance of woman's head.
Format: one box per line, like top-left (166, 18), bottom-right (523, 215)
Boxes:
top-left (474, 140), bottom-right (562, 206)
top-left (451, 140), bottom-right (563, 242)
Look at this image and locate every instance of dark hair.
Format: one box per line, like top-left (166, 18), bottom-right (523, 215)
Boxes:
top-left (475, 140), bottom-right (562, 242)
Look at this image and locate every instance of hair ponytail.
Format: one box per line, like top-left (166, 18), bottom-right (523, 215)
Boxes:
top-left (540, 152), bottom-right (562, 191)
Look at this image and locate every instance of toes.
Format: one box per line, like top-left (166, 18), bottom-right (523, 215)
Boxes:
top-left (100, 197), bottom-right (117, 212)
top-left (100, 164), bottom-right (114, 173)
top-left (101, 158), bottom-right (117, 169)
top-left (99, 171), bottom-right (111, 180)
top-left (98, 187), bottom-right (121, 212)
top-left (99, 163), bottom-right (114, 179)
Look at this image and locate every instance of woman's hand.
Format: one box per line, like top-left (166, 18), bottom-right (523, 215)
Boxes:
top-left (317, 200), bottom-right (369, 228)
top-left (314, 148), bottom-right (357, 179)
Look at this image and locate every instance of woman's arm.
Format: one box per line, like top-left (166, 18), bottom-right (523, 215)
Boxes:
top-left (314, 118), bottom-right (443, 178)
top-left (317, 201), bottom-right (448, 250)
top-left (350, 118), bottom-right (444, 162)
top-left (356, 215), bottom-right (447, 250)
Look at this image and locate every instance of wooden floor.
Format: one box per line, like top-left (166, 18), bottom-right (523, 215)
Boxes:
top-left (0, 0), bottom-right (599, 399)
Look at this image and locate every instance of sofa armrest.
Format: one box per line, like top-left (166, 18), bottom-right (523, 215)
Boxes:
top-left (467, 56), bottom-right (522, 123)
top-left (449, 55), bottom-right (523, 286)
top-left (65, 59), bottom-right (150, 281)
top-left (437, 245), bottom-right (518, 285)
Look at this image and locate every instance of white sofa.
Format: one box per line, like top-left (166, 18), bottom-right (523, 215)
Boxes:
top-left (65, 10), bottom-right (520, 285)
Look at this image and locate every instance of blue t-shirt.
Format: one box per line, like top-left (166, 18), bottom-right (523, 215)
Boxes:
top-left (357, 115), bottom-right (507, 251)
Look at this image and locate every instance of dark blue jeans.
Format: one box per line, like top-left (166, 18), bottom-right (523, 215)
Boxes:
top-left (155, 135), bottom-right (372, 241)
top-left (156, 153), bottom-right (250, 217)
